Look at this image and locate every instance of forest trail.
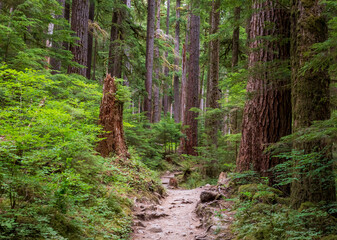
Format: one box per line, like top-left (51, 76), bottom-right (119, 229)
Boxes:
top-left (132, 172), bottom-right (206, 240)
top-left (132, 172), bottom-right (235, 240)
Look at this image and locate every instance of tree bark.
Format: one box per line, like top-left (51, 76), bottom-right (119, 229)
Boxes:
top-left (237, 0), bottom-right (292, 179)
top-left (232, 7), bottom-right (240, 69)
top-left (97, 74), bottom-right (129, 158)
top-left (172, 0), bottom-right (181, 122)
top-left (108, 0), bottom-right (124, 78)
top-left (50, 0), bottom-right (65, 74)
top-left (180, 10), bottom-right (200, 156)
top-left (68, 0), bottom-right (89, 76)
top-left (62, 0), bottom-right (71, 51)
top-left (180, 15), bottom-right (189, 124)
top-left (144, 0), bottom-right (156, 121)
top-left (163, 0), bottom-right (171, 117)
top-left (290, 0), bottom-right (336, 207)
top-left (205, 0), bottom-right (221, 146)
top-left (86, 0), bottom-right (95, 79)
top-left (153, 0), bottom-right (161, 123)
top-left (230, 6), bottom-right (242, 159)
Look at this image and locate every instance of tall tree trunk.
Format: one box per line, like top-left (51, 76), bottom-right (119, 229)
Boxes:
top-left (92, 37), bottom-right (97, 80)
top-left (108, 0), bottom-right (124, 78)
top-left (153, 0), bottom-right (161, 123)
top-left (163, 0), bottom-right (171, 117)
top-left (230, 6), bottom-right (241, 159)
top-left (50, 0), bottom-right (65, 74)
top-left (68, 0), bottom-right (89, 76)
top-left (236, 0), bottom-right (292, 179)
top-left (232, 7), bottom-right (240, 69)
top-left (97, 74), bottom-right (129, 158)
top-left (180, 15), bottom-right (189, 124)
top-left (62, 0), bottom-right (71, 51)
top-left (86, 0), bottom-right (95, 79)
top-left (290, 0), bottom-right (336, 207)
top-left (144, 0), bottom-right (156, 121)
top-left (180, 10), bottom-right (200, 156)
top-left (123, 0), bottom-right (132, 84)
top-left (205, 0), bottom-right (221, 146)
top-left (172, 0), bottom-right (181, 122)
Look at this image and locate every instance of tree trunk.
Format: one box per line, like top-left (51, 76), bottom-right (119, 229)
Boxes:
top-left (180, 15), bottom-right (189, 124)
top-left (50, 0), bottom-right (65, 74)
top-left (180, 10), bottom-right (200, 156)
top-left (232, 7), bottom-right (240, 69)
top-left (62, 0), bottom-right (71, 51)
top-left (108, 0), bottom-right (124, 78)
top-left (290, 0), bottom-right (336, 207)
top-left (86, 0), bottom-right (95, 79)
top-left (144, 0), bottom-right (156, 121)
top-left (230, 6), bottom-right (242, 159)
top-left (205, 0), bottom-right (221, 146)
top-left (172, 0), bottom-right (180, 122)
top-left (237, 0), bottom-right (292, 179)
top-left (163, 0), bottom-right (170, 117)
top-left (153, 0), bottom-right (161, 123)
top-left (97, 74), bottom-right (129, 158)
top-left (68, 0), bottom-right (89, 76)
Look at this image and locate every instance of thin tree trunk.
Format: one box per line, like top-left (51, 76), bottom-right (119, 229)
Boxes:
top-left (62, 1), bottom-right (70, 51)
top-left (232, 7), bottom-right (240, 69)
top-left (68, 0), bottom-right (89, 76)
top-left (97, 74), bottom-right (129, 158)
top-left (144, 0), bottom-right (156, 121)
top-left (123, 0), bottom-right (131, 84)
top-left (108, 0), bottom-right (124, 78)
top-left (173, 0), bottom-right (180, 122)
top-left (163, 0), bottom-right (170, 117)
top-left (237, 0), bottom-right (292, 180)
top-left (86, 0), bottom-right (95, 79)
top-left (230, 6), bottom-right (241, 159)
top-left (205, 0), bottom-right (221, 146)
top-left (92, 37), bottom-right (97, 80)
top-left (50, 0), bottom-right (65, 73)
top-left (290, 0), bottom-right (336, 207)
top-left (153, 0), bottom-right (161, 123)
top-left (180, 15), bottom-right (189, 124)
top-left (180, 10), bottom-right (200, 156)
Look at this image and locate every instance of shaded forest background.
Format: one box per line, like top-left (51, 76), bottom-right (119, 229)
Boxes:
top-left (1, 0), bottom-right (337, 239)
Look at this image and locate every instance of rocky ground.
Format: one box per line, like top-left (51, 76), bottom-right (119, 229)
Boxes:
top-left (131, 172), bottom-right (235, 240)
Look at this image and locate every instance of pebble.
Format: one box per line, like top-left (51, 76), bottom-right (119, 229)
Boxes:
top-left (148, 225), bottom-right (163, 233)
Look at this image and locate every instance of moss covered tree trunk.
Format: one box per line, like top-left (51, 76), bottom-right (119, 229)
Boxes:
top-left (97, 74), bottom-right (129, 158)
top-left (237, 0), bottom-right (292, 178)
top-left (290, 0), bottom-right (336, 207)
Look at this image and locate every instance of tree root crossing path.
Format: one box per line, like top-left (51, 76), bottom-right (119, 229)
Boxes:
top-left (132, 172), bottom-right (235, 240)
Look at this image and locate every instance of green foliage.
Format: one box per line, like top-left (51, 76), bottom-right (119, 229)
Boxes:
top-left (0, 66), bottom-right (161, 239)
top-left (233, 182), bottom-right (337, 240)
top-left (124, 113), bottom-right (182, 170)
top-left (0, 0), bottom-right (73, 70)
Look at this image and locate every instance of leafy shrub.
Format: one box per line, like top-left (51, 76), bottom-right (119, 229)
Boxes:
top-left (0, 66), bottom-right (162, 239)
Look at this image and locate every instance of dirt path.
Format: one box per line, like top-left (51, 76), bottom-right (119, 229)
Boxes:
top-left (132, 173), bottom-right (207, 240)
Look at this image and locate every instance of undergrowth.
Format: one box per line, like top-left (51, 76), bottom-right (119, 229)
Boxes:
top-left (231, 172), bottom-right (337, 240)
top-left (0, 66), bottom-right (162, 239)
